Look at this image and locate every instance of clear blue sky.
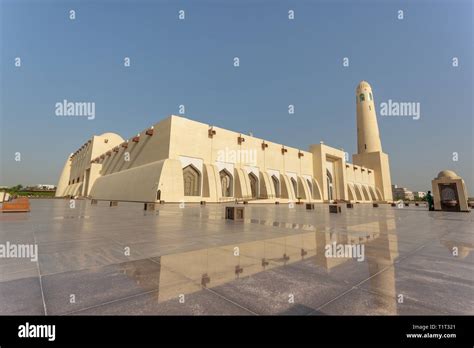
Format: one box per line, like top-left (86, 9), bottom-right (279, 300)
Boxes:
top-left (1, 0), bottom-right (472, 194)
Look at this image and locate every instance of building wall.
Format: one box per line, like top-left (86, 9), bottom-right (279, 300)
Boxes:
top-left (167, 116), bottom-right (316, 202)
top-left (353, 151), bottom-right (393, 201)
top-left (56, 115), bottom-right (387, 203)
top-left (55, 132), bottom-right (124, 197)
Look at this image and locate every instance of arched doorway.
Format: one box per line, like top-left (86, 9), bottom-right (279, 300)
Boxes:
top-left (248, 172), bottom-right (258, 199)
top-left (291, 177), bottom-right (298, 198)
top-left (326, 169), bottom-right (334, 201)
top-left (272, 175), bottom-right (280, 198)
top-left (183, 165), bottom-right (201, 196)
top-left (220, 169), bottom-right (233, 197)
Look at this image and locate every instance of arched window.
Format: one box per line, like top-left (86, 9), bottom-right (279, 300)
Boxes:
top-left (156, 190), bottom-right (161, 201)
top-left (359, 93), bottom-right (365, 102)
top-left (272, 175), bottom-right (280, 198)
top-left (220, 169), bottom-right (233, 197)
top-left (183, 165), bottom-right (201, 196)
top-left (291, 177), bottom-right (298, 198)
top-left (369, 92), bottom-right (373, 101)
top-left (248, 172), bottom-right (258, 198)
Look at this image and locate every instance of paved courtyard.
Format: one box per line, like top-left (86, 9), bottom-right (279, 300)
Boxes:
top-left (0, 199), bottom-right (472, 315)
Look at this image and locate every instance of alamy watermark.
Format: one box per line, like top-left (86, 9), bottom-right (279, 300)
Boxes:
top-left (55, 99), bottom-right (95, 120)
top-left (380, 100), bottom-right (420, 120)
top-left (0, 242), bottom-right (38, 262)
top-left (217, 147), bottom-right (257, 166)
top-left (325, 242), bottom-right (365, 262)
top-left (18, 322), bottom-right (55, 341)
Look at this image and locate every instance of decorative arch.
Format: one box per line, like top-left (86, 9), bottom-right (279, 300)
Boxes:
top-left (306, 179), bottom-right (313, 198)
top-left (368, 186), bottom-right (377, 201)
top-left (361, 185), bottom-right (371, 201)
top-left (312, 178), bottom-right (322, 200)
top-left (354, 184), bottom-right (363, 201)
top-left (259, 172), bottom-right (271, 199)
top-left (220, 169), bottom-right (233, 197)
top-left (375, 188), bottom-right (383, 201)
top-left (347, 183), bottom-right (356, 201)
top-left (297, 177), bottom-right (307, 200)
top-left (290, 177), bottom-right (298, 198)
top-left (183, 164), bottom-right (201, 196)
top-left (248, 172), bottom-right (258, 199)
top-left (272, 175), bottom-right (280, 198)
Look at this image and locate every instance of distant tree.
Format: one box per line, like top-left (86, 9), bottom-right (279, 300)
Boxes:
top-left (9, 185), bottom-right (23, 192)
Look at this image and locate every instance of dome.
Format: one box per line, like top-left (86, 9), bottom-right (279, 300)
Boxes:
top-left (436, 170), bottom-right (459, 179)
top-left (356, 80), bottom-right (372, 92)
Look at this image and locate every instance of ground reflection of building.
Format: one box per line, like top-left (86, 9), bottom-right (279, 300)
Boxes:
top-left (123, 217), bottom-right (399, 313)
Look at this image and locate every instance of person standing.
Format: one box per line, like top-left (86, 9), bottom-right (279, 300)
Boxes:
top-left (426, 191), bottom-right (434, 211)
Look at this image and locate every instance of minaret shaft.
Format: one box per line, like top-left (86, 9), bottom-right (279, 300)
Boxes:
top-left (353, 81), bottom-right (393, 202)
top-left (356, 81), bottom-right (382, 154)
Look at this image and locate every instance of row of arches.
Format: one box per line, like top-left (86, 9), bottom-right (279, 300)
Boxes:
top-left (181, 164), bottom-right (321, 200)
top-left (266, 174), bottom-right (319, 200)
top-left (347, 182), bottom-right (381, 202)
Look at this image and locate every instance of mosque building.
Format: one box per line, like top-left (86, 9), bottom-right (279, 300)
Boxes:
top-left (55, 81), bottom-right (393, 203)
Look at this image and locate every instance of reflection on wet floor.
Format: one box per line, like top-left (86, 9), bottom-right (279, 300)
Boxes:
top-left (0, 199), bottom-right (472, 315)
top-left (111, 218), bottom-right (400, 312)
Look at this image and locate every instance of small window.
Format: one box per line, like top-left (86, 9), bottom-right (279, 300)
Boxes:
top-left (359, 93), bottom-right (365, 102)
top-left (369, 93), bottom-right (373, 100)
top-left (369, 105), bottom-right (371, 110)
top-left (364, 144), bottom-right (367, 149)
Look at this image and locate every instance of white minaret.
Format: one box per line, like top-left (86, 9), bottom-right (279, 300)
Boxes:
top-left (356, 81), bottom-right (382, 154)
top-left (353, 81), bottom-right (393, 201)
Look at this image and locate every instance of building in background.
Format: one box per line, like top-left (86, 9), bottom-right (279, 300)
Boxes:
top-left (56, 81), bottom-right (393, 204)
top-left (414, 191), bottom-right (426, 199)
top-left (34, 184), bottom-right (56, 190)
top-left (392, 185), bottom-right (415, 201)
